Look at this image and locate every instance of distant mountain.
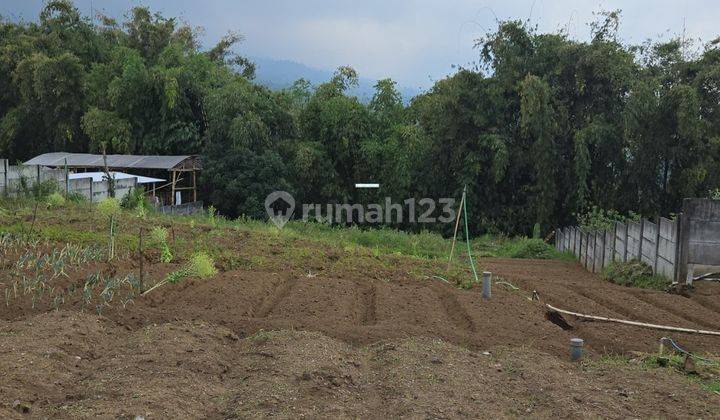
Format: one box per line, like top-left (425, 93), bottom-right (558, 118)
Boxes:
top-left (250, 57), bottom-right (421, 103)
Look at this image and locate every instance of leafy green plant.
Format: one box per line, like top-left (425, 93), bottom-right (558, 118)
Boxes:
top-left (46, 192), bottom-right (66, 209)
top-left (207, 205), bottom-right (218, 226)
top-left (500, 238), bottom-right (558, 259)
top-left (187, 251), bottom-right (218, 278)
top-left (121, 187), bottom-right (149, 210)
top-left (143, 252), bottom-right (217, 295)
top-left (97, 198), bottom-right (121, 260)
top-left (602, 259), bottom-right (670, 290)
top-left (66, 191), bottom-right (86, 203)
top-left (150, 226), bottom-right (172, 263)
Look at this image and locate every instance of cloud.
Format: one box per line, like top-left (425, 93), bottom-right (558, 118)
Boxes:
top-left (2, 0), bottom-right (720, 88)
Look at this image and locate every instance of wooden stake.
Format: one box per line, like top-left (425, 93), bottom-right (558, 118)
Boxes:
top-left (547, 303), bottom-right (720, 336)
top-left (28, 201), bottom-right (39, 237)
top-left (447, 193), bottom-right (465, 270)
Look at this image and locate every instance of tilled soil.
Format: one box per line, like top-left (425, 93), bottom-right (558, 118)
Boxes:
top-left (0, 311), bottom-right (718, 419)
top-left (1, 254), bottom-right (720, 417)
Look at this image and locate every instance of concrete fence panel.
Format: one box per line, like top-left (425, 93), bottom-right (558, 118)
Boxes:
top-left (614, 222), bottom-right (627, 261)
top-left (640, 220), bottom-right (658, 267)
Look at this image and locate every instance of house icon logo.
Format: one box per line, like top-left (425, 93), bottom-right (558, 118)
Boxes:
top-left (264, 191), bottom-right (295, 228)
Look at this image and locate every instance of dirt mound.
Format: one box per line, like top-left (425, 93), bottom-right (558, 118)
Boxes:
top-left (482, 258), bottom-right (720, 353)
top-left (1, 311), bottom-right (717, 418)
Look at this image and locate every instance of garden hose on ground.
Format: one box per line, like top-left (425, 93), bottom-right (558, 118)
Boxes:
top-left (662, 337), bottom-right (719, 365)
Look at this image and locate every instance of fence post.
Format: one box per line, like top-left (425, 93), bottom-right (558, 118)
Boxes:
top-left (556, 228), bottom-right (561, 251)
top-left (653, 217), bottom-right (661, 274)
top-left (600, 231), bottom-right (606, 272)
top-left (677, 208), bottom-right (691, 284)
top-left (2, 159), bottom-right (7, 195)
top-left (572, 227), bottom-right (577, 256)
top-left (612, 222), bottom-right (618, 262)
top-left (638, 219), bottom-right (645, 261)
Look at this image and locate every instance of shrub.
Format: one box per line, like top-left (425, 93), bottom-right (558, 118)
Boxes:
top-left (166, 252), bottom-right (217, 284)
top-left (602, 259), bottom-right (670, 290)
top-left (502, 238), bottom-right (557, 259)
top-left (187, 252), bottom-right (218, 278)
top-left (121, 187), bottom-right (149, 210)
top-left (576, 206), bottom-right (640, 231)
top-left (66, 191), bottom-right (86, 203)
top-left (96, 197), bottom-right (121, 218)
top-left (46, 192), bottom-right (66, 208)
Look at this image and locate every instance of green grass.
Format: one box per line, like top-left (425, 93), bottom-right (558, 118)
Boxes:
top-left (0, 198), bottom-right (571, 265)
top-left (602, 259), bottom-right (671, 290)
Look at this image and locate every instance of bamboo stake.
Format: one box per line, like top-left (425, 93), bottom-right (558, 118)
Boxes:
top-left (447, 192), bottom-right (465, 270)
top-left (138, 227), bottom-right (144, 292)
top-left (547, 303), bottom-right (720, 336)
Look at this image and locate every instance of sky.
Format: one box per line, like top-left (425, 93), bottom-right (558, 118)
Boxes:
top-left (2, 0), bottom-right (719, 90)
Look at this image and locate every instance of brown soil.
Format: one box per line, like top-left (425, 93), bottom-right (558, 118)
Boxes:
top-left (0, 311), bottom-right (718, 419)
top-left (1, 247), bottom-right (720, 417)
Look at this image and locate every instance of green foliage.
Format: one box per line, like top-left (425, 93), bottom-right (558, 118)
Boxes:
top-left (188, 251), bottom-right (218, 278)
top-left (602, 259), bottom-right (671, 290)
top-left (3, 3), bottom-right (720, 237)
top-left (45, 192), bottom-right (66, 208)
top-left (576, 206), bottom-right (640, 231)
top-left (29, 179), bottom-right (59, 200)
top-left (120, 187), bottom-right (148, 210)
top-left (165, 252), bottom-right (217, 284)
top-left (66, 191), bottom-right (86, 203)
top-left (96, 197), bottom-right (121, 219)
top-left (500, 238), bottom-right (559, 259)
top-left (150, 226), bottom-right (172, 263)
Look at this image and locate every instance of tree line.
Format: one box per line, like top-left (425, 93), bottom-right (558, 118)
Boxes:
top-left (2, 3), bottom-right (720, 235)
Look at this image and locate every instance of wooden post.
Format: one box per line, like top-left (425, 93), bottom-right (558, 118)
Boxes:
top-left (170, 170), bottom-right (177, 206)
top-left (192, 170), bottom-right (197, 203)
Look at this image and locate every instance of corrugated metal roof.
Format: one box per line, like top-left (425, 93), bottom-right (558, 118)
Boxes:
top-left (25, 152), bottom-right (194, 170)
top-left (68, 171), bottom-right (166, 184)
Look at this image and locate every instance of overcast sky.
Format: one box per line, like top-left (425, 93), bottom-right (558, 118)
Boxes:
top-left (2, 0), bottom-right (718, 89)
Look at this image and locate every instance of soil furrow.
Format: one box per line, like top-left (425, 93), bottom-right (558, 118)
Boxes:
top-left (254, 277), bottom-right (297, 318)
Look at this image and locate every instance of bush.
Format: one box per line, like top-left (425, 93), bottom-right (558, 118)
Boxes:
top-left (502, 238), bottom-right (557, 259)
top-left (96, 197), bottom-right (121, 218)
top-left (66, 191), bottom-right (86, 203)
top-left (46, 192), bottom-right (66, 208)
top-left (602, 259), bottom-right (670, 290)
top-left (121, 187), bottom-right (149, 210)
top-left (576, 206), bottom-right (640, 231)
top-left (166, 252), bottom-right (217, 284)
top-left (188, 252), bottom-right (218, 278)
